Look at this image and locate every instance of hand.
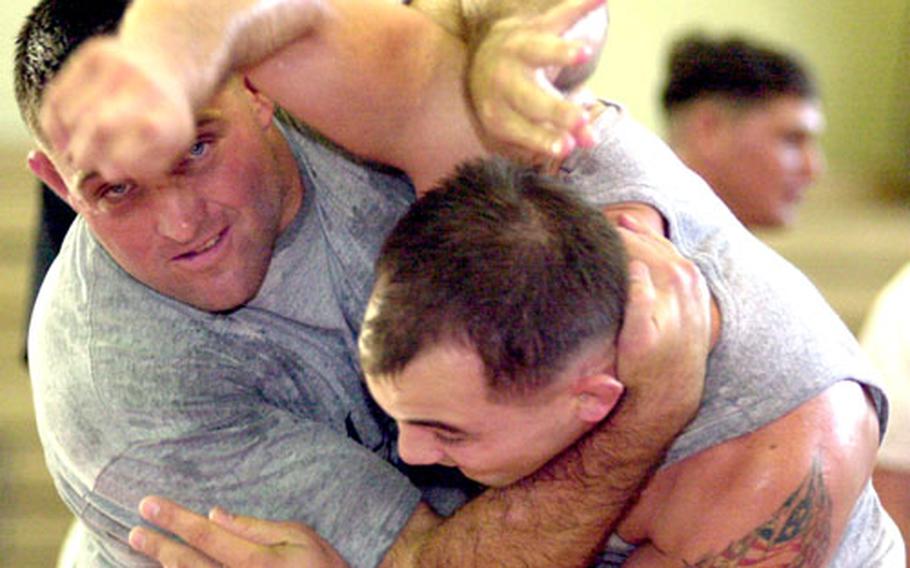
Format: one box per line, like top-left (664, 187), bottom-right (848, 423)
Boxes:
top-left (468, 0), bottom-right (607, 163)
top-left (613, 213), bottom-right (711, 428)
top-left (39, 36), bottom-right (196, 183)
top-left (128, 496), bottom-right (349, 568)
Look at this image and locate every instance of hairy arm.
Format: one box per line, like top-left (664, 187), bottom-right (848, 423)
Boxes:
top-left (618, 381), bottom-right (880, 566)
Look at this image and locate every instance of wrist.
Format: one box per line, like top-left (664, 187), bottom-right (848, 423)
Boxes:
top-left (119, 0), bottom-right (225, 111)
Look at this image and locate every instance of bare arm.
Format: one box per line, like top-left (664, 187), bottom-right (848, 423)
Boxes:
top-left (872, 466), bottom-right (910, 563)
top-left (39, 0), bottom-right (328, 182)
top-left (40, 0), bottom-right (606, 186)
top-left (619, 381), bottom-right (880, 566)
top-left (39, 0), bottom-right (481, 191)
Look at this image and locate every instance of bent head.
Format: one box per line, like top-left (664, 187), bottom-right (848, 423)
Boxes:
top-left (662, 35), bottom-right (826, 229)
top-left (15, 0), bottom-right (302, 311)
top-left (360, 159), bottom-right (628, 486)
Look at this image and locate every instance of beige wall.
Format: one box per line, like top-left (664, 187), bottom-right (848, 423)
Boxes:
top-left (1, 1), bottom-right (908, 184)
top-left (1, 0), bottom-right (38, 147)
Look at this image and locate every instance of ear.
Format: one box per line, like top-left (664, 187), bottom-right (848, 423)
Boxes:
top-left (242, 75), bottom-right (276, 129)
top-left (28, 150), bottom-right (73, 206)
top-left (573, 372), bottom-right (624, 424)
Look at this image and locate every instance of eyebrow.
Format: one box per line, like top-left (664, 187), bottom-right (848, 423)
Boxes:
top-left (404, 419), bottom-right (470, 436)
top-left (73, 111), bottom-right (225, 194)
top-left (74, 170), bottom-right (99, 195)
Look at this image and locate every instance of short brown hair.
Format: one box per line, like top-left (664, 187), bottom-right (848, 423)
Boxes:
top-left (360, 158), bottom-right (628, 399)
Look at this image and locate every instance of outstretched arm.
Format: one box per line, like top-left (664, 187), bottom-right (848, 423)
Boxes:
top-left (40, 0), bottom-right (605, 189)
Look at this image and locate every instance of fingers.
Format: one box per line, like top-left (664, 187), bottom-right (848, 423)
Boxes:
top-left (612, 212), bottom-right (710, 421)
top-left (129, 526), bottom-right (221, 568)
top-left (620, 259), bottom-right (659, 348)
top-left (37, 37), bottom-right (194, 182)
top-left (468, 0), bottom-right (608, 161)
top-left (133, 496), bottom-right (269, 567)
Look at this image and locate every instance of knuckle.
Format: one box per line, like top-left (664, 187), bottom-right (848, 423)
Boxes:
top-left (666, 259), bottom-right (697, 288)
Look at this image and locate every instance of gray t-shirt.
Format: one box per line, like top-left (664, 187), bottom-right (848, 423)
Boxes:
top-left (28, 122), bottom-right (475, 567)
top-left (565, 103), bottom-right (900, 565)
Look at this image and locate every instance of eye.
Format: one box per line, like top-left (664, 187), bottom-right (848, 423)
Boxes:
top-left (187, 139), bottom-right (211, 159)
top-left (433, 430), bottom-right (467, 445)
top-left (99, 182), bottom-right (136, 202)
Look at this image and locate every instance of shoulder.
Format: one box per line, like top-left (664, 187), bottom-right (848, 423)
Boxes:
top-left (620, 381), bottom-right (879, 565)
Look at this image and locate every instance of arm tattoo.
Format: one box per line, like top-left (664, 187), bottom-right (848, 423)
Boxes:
top-left (690, 459), bottom-right (832, 567)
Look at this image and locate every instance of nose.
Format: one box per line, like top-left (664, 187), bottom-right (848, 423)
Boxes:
top-left (396, 425), bottom-right (445, 466)
top-left (154, 183), bottom-right (206, 243)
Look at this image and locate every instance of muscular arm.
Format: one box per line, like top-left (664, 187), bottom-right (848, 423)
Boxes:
top-left (42, 0), bottom-right (482, 191)
top-left (618, 381), bottom-right (880, 566)
top-left (41, 0), bottom-right (605, 187)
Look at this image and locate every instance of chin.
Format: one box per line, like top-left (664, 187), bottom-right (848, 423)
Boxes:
top-left (172, 287), bottom-right (256, 313)
top-left (464, 470), bottom-right (524, 488)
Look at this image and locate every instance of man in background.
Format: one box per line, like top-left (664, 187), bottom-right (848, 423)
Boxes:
top-left (661, 34), bottom-right (825, 229)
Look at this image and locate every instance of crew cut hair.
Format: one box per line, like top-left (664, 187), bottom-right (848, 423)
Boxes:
top-left (361, 158), bottom-right (628, 399)
top-left (15, 0), bottom-right (131, 139)
top-left (661, 33), bottom-right (817, 113)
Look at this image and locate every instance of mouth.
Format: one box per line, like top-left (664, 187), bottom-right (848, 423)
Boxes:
top-left (173, 227), bottom-right (229, 263)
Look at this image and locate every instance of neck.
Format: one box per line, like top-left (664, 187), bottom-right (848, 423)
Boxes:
top-left (272, 130), bottom-right (306, 234)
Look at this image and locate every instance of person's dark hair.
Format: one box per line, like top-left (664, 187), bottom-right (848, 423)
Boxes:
top-left (15, 0), bottom-right (131, 139)
top-left (361, 158), bottom-right (628, 399)
top-left (661, 33), bottom-right (817, 113)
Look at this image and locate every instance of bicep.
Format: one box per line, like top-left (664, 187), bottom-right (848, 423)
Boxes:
top-left (628, 381), bottom-right (879, 567)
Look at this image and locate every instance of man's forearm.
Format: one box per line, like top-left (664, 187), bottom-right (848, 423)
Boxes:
top-left (119, 0), bottom-right (325, 110)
